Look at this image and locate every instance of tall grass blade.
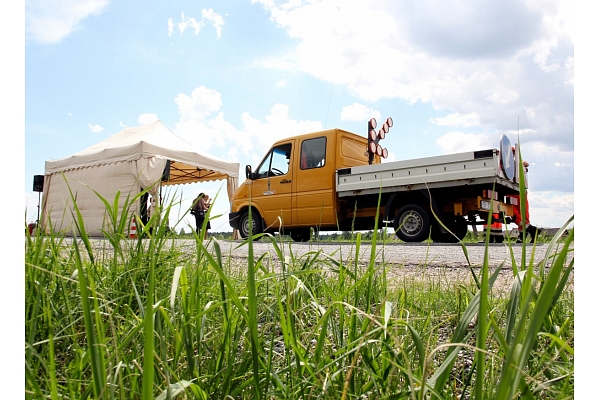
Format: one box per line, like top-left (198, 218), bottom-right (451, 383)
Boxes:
top-left (474, 212), bottom-right (491, 399)
top-left (429, 264), bottom-right (503, 395)
top-left (142, 238), bottom-right (158, 398)
top-left (155, 380), bottom-right (192, 400)
top-left (496, 228), bottom-right (574, 398)
top-left (72, 236), bottom-right (107, 399)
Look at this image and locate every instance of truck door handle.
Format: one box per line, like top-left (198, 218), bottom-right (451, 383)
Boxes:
top-left (280, 179), bottom-right (292, 184)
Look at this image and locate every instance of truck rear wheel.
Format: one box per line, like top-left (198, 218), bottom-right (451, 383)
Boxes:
top-left (290, 228), bottom-right (311, 242)
top-left (239, 210), bottom-right (261, 240)
top-left (394, 204), bottom-right (431, 242)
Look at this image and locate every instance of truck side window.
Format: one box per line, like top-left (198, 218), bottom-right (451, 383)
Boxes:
top-left (300, 137), bottom-right (326, 170)
top-left (256, 143), bottom-right (292, 178)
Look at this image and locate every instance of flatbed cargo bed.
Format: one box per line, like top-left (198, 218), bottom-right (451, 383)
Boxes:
top-left (336, 148), bottom-right (520, 197)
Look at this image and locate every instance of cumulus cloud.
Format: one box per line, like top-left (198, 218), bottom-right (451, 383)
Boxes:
top-left (87, 123), bottom-right (103, 133)
top-left (173, 86), bottom-right (322, 162)
top-left (340, 103), bottom-right (381, 122)
top-left (26, 0), bottom-right (109, 44)
top-left (520, 140), bottom-right (573, 192)
top-left (241, 103), bottom-right (323, 147)
top-left (395, 0), bottom-right (542, 59)
top-left (168, 9), bottom-right (225, 38)
top-left (254, 0), bottom-right (573, 149)
top-left (175, 86), bottom-right (222, 119)
top-left (436, 131), bottom-right (496, 154)
top-left (527, 191), bottom-right (574, 228)
top-left (138, 113), bottom-right (158, 125)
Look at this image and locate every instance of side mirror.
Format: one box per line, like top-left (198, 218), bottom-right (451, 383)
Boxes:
top-left (245, 165), bottom-right (254, 180)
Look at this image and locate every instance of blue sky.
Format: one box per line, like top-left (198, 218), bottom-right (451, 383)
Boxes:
top-left (23, 0), bottom-right (575, 232)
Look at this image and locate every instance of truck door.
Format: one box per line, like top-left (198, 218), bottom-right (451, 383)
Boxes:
top-left (252, 143), bottom-right (293, 229)
top-left (294, 136), bottom-right (335, 226)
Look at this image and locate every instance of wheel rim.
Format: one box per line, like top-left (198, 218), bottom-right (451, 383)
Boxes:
top-left (242, 216), bottom-right (256, 237)
top-left (398, 210), bottom-right (423, 237)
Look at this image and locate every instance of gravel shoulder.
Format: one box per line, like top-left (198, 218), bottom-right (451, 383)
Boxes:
top-left (73, 238), bottom-right (575, 294)
top-left (188, 239), bottom-right (575, 293)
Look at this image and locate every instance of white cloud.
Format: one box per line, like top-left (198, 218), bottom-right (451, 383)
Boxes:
top-left (168, 9), bottom-right (225, 38)
top-left (26, 0), bottom-right (109, 44)
top-left (276, 79), bottom-right (288, 87)
top-left (255, 0), bottom-right (573, 152)
top-left (167, 18), bottom-right (174, 36)
top-left (202, 9), bottom-right (225, 38)
top-left (173, 85), bottom-right (322, 162)
top-left (340, 103), bottom-right (381, 122)
top-left (175, 86), bottom-right (222, 120)
top-left (241, 103), bottom-right (323, 148)
top-left (527, 191), bottom-right (574, 228)
top-left (431, 112), bottom-right (480, 127)
top-left (519, 140), bottom-right (573, 192)
top-left (87, 123), bottom-right (103, 133)
top-left (138, 113), bottom-right (158, 125)
top-left (436, 131), bottom-right (495, 154)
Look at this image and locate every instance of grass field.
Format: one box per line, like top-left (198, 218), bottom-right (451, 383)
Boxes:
top-left (25, 198), bottom-right (574, 399)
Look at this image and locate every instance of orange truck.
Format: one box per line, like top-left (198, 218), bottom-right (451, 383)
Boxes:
top-left (228, 119), bottom-right (524, 242)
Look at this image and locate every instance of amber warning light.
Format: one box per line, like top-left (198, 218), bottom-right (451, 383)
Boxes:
top-left (367, 117), bottom-right (393, 165)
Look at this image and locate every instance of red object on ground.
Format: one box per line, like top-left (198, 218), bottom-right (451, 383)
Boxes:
top-left (129, 217), bottom-right (137, 239)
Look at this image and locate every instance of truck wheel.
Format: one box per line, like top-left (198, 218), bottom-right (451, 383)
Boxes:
top-left (394, 204), bottom-right (431, 242)
top-left (290, 228), bottom-right (310, 242)
top-left (239, 210), bottom-right (261, 239)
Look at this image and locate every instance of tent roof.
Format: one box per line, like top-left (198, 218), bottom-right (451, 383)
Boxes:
top-left (44, 120), bottom-right (239, 184)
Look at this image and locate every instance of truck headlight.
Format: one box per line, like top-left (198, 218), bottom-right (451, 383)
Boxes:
top-left (480, 200), bottom-right (491, 211)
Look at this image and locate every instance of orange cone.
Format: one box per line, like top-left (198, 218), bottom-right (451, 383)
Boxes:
top-left (129, 217), bottom-right (137, 239)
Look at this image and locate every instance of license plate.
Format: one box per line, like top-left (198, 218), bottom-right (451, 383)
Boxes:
top-left (480, 200), bottom-right (491, 211)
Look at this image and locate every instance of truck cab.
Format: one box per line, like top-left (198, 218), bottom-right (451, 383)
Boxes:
top-left (229, 129), bottom-right (375, 240)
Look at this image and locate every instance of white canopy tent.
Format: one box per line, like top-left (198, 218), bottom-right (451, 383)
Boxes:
top-left (41, 120), bottom-right (240, 237)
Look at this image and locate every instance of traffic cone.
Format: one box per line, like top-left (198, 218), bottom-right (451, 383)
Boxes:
top-left (129, 217), bottom-right (137, 239)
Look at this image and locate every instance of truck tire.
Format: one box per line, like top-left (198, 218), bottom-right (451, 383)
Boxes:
top-left (239, 210), bottom-right (261, 239)
top-left (290, 228), bottom-right (311, 242)
top-left (394, 204), bottom-right (431, 242)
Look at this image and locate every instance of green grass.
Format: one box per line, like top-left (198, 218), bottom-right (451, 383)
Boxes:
top-left (26, 184), bottom-right (574, 399)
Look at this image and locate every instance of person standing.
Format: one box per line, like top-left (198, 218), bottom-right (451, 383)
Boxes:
top-left (192, 193), bottom-right (204, 235)
top-left (192, 193), bottom-right (211, 238)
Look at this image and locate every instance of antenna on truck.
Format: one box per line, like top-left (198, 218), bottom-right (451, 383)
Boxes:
top-left (367, 117), bottom-right (393, 164)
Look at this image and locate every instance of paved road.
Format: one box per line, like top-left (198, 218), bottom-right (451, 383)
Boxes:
top-left (71, 236), bottom-right (573, 271)
top-left (182, 239), bottom-right (573, 270)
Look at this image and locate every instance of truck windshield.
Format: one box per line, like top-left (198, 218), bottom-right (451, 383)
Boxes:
top-left (256, 143), bottom-right (292, 178)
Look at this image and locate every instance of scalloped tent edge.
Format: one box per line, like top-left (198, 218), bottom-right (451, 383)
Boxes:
top-left (41, 120), bottom-right (240, 237)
